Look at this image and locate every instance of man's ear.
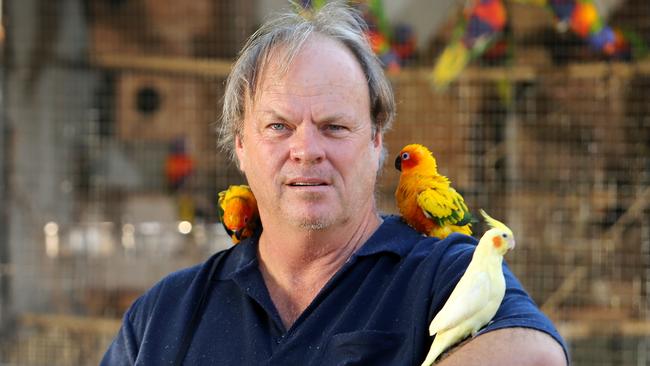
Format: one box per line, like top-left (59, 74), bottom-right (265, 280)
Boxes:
top-left (372, 126), bottom-right (383, 157)
top-left (235, 134), bottom-right (246, 173)
top-left (371, 126), bottom-right (385, 173)
top-left (373, 128), bottom-right (382, 150)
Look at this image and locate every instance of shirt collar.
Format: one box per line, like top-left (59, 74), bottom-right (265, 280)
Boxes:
top-left (353, 215), bottom-right (424, 258)
top-left (217, 215), bottom-right (421, 280)
top-left (217, 236), bottom-right (259, 281)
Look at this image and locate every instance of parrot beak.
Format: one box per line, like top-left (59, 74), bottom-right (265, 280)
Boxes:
top-left (234, 228), bottom-right (244, 241)
top-left (509, 240), bottom-right (516, 250)
top-left (394, 155), bottom-right (402, 171)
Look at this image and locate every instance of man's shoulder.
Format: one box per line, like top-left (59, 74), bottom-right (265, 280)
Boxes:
top-left (125, 247), bottom-right (235, 320)
top-left (155, 251), bottom-right (225, 290)
top-left (373, 215), bottom-right (478, 261)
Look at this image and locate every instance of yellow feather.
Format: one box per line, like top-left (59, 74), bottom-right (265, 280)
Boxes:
top-left (218, 185), bottom-right (261, 244)
top-left (421, 211), bottom-right (515, 366)
top-left (395, 144), bottom-right (472, 239)
top-left (480, 209), bottom-right (513, 237)
top-left (431, 41), bottom-right (470, 91)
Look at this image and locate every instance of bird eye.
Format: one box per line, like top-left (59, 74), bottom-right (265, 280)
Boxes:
top-left (502, 233), bottom-right (508, 238)
top-left (401, 152), bottom-right (410, 160)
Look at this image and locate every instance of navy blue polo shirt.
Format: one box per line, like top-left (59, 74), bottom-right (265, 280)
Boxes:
top-left (102, 215), bottom-right (567, 365)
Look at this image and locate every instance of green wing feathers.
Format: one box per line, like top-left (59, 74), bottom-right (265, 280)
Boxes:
top-left (417, 187), bottom-right (472, 229)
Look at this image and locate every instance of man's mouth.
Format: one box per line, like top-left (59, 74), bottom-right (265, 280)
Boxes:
top-left (289, 182), bottom-right (326, 186)
top-left (286, 178), bottom-right (328, 187)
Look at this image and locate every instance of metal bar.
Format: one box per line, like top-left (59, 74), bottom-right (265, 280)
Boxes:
top-left (88, 53), bottom-right (650, 82)
top-left (19, 312), bottom-right (121, 334)
top-left (542, 187), bottom-right (650, 312)
top-left (0, 0), bottom-right (10, 334)
top-left (90, 53), bottom-right (233, 78)
top-left (556, 319), bottom-right (650, 340)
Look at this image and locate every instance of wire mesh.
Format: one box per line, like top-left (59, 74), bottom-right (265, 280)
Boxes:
top-left (1, 0), bottom-right (649, 365)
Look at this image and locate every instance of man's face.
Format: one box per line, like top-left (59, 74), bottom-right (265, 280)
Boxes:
top-left (235, 35), bottom-right (382, 231)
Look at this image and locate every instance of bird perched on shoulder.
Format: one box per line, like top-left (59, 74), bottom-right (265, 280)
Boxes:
top-left (421, 209), bottom-right (516, 366)
top-left (218, 185), bottom-right (261, 245)
top-left (395, 144), bottom-right (473, 239)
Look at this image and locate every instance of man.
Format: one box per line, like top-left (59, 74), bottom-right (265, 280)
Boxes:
top-left (102, 2), bottom-right (568, 365)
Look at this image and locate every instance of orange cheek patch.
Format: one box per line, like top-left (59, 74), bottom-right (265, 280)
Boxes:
top-left (492, 236), bottom-right (503, 248)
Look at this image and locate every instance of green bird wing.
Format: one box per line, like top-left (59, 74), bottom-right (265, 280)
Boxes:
top-left (417, 186), bottom-right (472, 228)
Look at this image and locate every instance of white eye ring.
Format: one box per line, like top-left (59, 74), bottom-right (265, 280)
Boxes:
top-left (401, 152), bottom-right (410, 160)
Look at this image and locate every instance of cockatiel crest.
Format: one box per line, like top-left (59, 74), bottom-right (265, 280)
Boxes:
top-left (395, 144), bottom-right (473, 239)
top-left (420, 210), bottom-right (515, 365)
top-left (480, 208), bottom-right (515, 252)
top-left (218, 185), bottom-right (261, 245)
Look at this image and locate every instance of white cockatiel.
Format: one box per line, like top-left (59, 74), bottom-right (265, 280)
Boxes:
top-left (421, 209), bottom-right (516, 366)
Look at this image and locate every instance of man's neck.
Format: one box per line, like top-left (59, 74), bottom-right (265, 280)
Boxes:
top-left (257, 211), bottom-right (382, 329)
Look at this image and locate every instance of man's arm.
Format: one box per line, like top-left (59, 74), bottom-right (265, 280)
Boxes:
top-left (437, 327), bottom-right (567, 366)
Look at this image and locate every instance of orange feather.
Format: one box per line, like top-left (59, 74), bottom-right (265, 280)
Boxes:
top-left (394, 144), bottom-right (473, 239)
top-left (218, 185), bottom-right (261, 244)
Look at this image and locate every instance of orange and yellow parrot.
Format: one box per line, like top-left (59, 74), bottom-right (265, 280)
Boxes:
top-left (218, 185), bottom-right (261, 245)
top-left (395, 144), bottom-right (473, 239)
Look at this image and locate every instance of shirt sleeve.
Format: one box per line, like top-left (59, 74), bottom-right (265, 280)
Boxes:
top-left (100, 298), bottom-right (142, 366)
top-left (428, 234), bottom-right (569, 362)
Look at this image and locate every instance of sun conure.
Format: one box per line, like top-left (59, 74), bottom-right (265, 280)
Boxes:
top-left (395, 144), bottom-right (473, 239)
top-left (218, 185), bottom-right (261, 245)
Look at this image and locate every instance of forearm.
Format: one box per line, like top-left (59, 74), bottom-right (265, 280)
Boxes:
top-left (436, 327), bottom-right (567, 366)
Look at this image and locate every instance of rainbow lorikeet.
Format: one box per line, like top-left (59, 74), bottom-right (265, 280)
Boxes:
top-left (165, 137), bottom-right (193, 191)
top-left (431, 0), bottom-right (508, 90)
top-left (520, 0), bottom-right (645, 59)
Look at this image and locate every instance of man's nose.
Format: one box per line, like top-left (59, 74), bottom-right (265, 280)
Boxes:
top-left (289, 124), bottom-right (325, 164)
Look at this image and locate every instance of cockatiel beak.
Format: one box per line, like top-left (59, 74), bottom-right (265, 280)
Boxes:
top-left (394, 155), bottom-right (402, 171)
top-left (509, 240), bottom-right (516, 250)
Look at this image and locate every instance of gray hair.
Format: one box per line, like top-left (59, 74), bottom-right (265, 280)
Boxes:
top-left (218, 1), bottom-right (396, 166)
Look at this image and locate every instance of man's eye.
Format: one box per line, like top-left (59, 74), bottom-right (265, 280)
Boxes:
top-left (268, 123), bottom-right (286, 131)
top-left (325, 124), bottom-right (346, 131)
